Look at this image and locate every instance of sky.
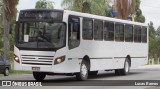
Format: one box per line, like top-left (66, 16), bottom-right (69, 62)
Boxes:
top-left (140, 0), bottom-right (160, 29)
top-left (17, 0), bottom-right (160, 29)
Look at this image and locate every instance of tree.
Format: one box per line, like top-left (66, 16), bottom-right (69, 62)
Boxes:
top-left (149, 21), bottom-right (156, 41)
top-left (0, 1), bottom-right (3, 54)
top-left (156, 26), bottom-right (160, 37)
top-left (155, 26), bottom-right (160, 61)
top-left (35, 0), bottom-right (54, 9)
top-left (116, 0), bottom-right (135, 19)
top-left (105, 5), bottom-right (113, 17)
top-left (2, 0), bottom-right (18, 61)
top-left (135, 0), bottom-right (145, 23)
top-left (61, 0), bottom-right (110, 16)
top-left (148, 21), bottom-right (159, 63)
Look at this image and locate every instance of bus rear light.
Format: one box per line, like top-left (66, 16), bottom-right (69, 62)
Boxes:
top-left (54, 56), bottom-right (65, 65)
top-left (14, 54), bottom-right (20, 63)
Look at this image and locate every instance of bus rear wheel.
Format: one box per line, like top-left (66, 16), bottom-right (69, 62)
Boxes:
top-left (115, 59), bottom-right (130, 75)
top-left (76, 60), bottom-right (88, 81)
top-left (33, 72), bottom-right (46, 81)
top-left (120, 59), bottom-right (130, 75)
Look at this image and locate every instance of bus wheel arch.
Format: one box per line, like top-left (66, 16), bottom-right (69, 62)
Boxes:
top-left (121, 55), bottom-right (131, 75)
top-left (126, 55), bottom-right (131, 67)
top-left (76, 55), bottom-right (90, 80)
top-left (82, 55), bottom-right (90, 71)
top-left (115, 55), bottom-right (131, 76)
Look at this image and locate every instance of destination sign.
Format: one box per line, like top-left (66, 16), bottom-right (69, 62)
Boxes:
top-left (19, 10), bottom-right (63, 21)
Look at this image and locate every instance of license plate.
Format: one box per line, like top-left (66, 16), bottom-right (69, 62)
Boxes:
top-left (32, 67), bottom-right (40, 71)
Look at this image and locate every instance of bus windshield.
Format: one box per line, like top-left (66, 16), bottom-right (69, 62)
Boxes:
top-left (16, 22), bottom-right (66, 51)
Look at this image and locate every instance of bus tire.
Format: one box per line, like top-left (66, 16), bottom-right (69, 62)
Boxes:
top-left (115, 69), bottom-right (120, 75)
top-left (89, 71), bottom-right (98, 75)
top-left (33, 72), bottom-right (46, 81)
top-left (76, 60), bottom-right (88, 81)
top-left (120, 59), bottom-right (130, 75)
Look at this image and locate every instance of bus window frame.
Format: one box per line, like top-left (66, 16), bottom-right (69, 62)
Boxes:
top-left (124, 24), bottom-right (134, 42)
top-left (134, 25), bottom-right (142, 43)
top-left (103, 21), bottom-right (115, 41)
top-left (82, 17), bottom-right (94, 40)
top-left (141, 26), bottom-right (147, 43)
top-left (115, 22), bottom-right (125, 42)
top-left (93, 19), bottom-right (103, 41)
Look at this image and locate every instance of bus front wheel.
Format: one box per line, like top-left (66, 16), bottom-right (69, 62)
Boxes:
top-left (33, 72), bottom-right (46, 81)
top-left (76, 60), bottom-right (88, 80)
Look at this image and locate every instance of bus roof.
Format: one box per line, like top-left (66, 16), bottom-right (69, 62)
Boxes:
top-left (20, 9), bottom-right (63, 12)
top-left (19, 9), bottom-right (147, 27)
top-left (64, 10), bottom-right (147, 27)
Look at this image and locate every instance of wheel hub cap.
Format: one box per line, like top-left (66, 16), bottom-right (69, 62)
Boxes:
top-left (125, 62), bottom-right (129, 72)
top-left (81, 64), bottom-right (87, 77)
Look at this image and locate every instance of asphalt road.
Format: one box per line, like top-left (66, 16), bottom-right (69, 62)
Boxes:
top-left (0, 68), bottom-right (160, 89)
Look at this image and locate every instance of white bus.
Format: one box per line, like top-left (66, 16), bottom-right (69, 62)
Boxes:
top-left (14, 9), bottom-right (148, 81)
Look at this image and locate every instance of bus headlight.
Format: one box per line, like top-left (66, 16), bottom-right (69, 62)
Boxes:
top-left (54, 56), bottom-right (65, 65)
top-left (14, 54), bottom-right (20, 63)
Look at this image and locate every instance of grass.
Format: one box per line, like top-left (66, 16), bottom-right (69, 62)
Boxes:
top-left (10, 70), bottom-right (32, 75)
top-left (0, 62), bottom-right (32, 77)
top-left (0, 70), bottom-right (32, 77)
top-left (148, 59), bottom-right (160, 65)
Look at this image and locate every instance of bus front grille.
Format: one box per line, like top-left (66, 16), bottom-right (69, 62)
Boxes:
top-left (21, 55), bottom-right (54, 66)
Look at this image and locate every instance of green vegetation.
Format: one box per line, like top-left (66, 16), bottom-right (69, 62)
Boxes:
top-left (148, 21), bottom-right (160, 64)
top-left (61, 0), bottom-right (110, 16)
top-left (0, 71), bottom-right (31, 77)
top-left (35, 0), bottom-right (54, 9)
top-left (134, 0), bottom-right (145, 23)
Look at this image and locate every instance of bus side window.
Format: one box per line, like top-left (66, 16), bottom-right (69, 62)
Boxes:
top-left (94, 19), bottom-right (103, 40)
top-left (134, 26), bottom-right (141, 43)
top-left (115, 23), bottom-right (124, 41)
top-left (141, 26), bottom-right (147, 43)
top-left (125, 24), bottom-right (133, 42)
top-left (104, 21), bottom-right (114, 41)
top-left (68, 16), bottom-right (80, 49)
top-left (83, 18), bottom-right (93, 40)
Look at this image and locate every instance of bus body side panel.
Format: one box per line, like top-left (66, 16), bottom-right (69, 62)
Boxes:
top-left (64, 11), bottom-right (148, 71)
top-left (77, 40), bottom-right (148, 71)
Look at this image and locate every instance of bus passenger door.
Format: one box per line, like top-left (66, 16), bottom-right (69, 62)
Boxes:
top-left (66, 15), bottom-right (81, 72)
top-left (68, 16), bottom-right (80, 50)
